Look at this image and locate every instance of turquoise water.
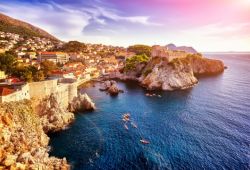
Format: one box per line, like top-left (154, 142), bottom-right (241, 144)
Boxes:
top-left (49, 54), bottom-right (250, 170)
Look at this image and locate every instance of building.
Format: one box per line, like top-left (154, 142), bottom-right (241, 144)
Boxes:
top-left (151, 45), bottom-right (187, 62)
top-left (38, 52), bottom-right (69, 64)
top-left (49, 70), bottom-right (76, 79)
top-left (0, 71), bottom-right (6, 79)
top-left (0, 84), bottom-right (30, 103)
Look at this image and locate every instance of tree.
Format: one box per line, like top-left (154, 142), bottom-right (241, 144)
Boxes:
top-left (0, 53), bottom-right (17, 74)
top-left (128, 45), bottom-right (152, 57)
top-left (40, 60), bottom-right (57, 77)
top-left (58, 41), bottom-right (87, 53)
top-left (33, 70), bottom-right (45, 81)
top-left (124, 54), bottom-right (149, 71)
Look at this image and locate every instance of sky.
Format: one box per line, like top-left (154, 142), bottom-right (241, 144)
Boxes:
top-left (0, 0), bottom-right (249, 52)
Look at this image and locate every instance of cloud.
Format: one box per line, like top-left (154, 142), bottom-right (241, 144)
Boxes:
top-left (182, 22), bottom-right (250, 38)
top-left (0, 0), bottom-right (161, 43)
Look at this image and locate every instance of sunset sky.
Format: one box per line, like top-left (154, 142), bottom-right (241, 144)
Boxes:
top-left (0, 0), bottom-right (249, 52)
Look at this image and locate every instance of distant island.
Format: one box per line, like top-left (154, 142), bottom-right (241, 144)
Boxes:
top-left (0, 13), bottom-right (225, 169)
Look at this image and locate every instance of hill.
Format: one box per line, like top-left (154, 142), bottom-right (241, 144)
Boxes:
top-left (166, 43), bottom-right (197, 53)
top-left (0, 13), bottom-right (58, 41)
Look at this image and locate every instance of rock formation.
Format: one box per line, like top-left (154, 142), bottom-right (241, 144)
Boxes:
top-left (37, 93), bottom-right (75, 133)
top-left (116, 54), bottom-right (224, 91)
top-left (100, 81), bottom-right (124, 96)
top-left (0, 100), bottom-right (70, 169)
top-left (0, 91), bottom-right (96, 169)
top-left (68, 93), bottom-right (96, 112)
top-left (140, 57), bottom-right (198, 90)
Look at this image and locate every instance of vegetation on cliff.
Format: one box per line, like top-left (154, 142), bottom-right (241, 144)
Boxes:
top-left (124, 54), bottom-right (149, 72)
top-left (57, 41), bottom-right (86, 53)
top-left (127, 45), bottom-right (152, 57)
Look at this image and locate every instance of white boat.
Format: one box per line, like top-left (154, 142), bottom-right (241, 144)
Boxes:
top-left (131, 122), bottom-right (137, 128)
top-left (140, 139), bottom-right (150, 144)
top-left (124, 124), bottom-right (129, 130)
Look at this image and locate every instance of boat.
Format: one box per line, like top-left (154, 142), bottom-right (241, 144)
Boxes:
top-left (131, 122), bottom-right (137, 128)
top-left (122, 113), bottom-right (131, 121)
top-left (140, 139), bottom-right (150, 144)
top-left (124, 124), bottom-right (129, 130)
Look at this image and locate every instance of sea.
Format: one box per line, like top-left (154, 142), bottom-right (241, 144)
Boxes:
top-left (49, 53), bottom-right (250, 170)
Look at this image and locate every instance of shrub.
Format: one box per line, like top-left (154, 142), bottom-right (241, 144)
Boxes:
top-left (124, 54), bottom-right (149, 72)
top-left (128, 45), bottom-right (152, 57)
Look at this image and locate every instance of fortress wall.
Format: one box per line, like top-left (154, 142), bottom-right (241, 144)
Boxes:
top-left (29, 80), bottom-right (58, 99)
top-left (29, 79), bottom-right (78, 108)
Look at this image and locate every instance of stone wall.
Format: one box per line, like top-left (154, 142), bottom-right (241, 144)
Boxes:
top-left (29, 80), bottom-right (78, 109)
top-left (29, 80), bottom-right (58, 99)
top-left (0, 79), bottom-right (78, 107)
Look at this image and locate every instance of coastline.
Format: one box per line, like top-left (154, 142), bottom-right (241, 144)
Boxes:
top-left (0, 78), bottom-right (96, 169)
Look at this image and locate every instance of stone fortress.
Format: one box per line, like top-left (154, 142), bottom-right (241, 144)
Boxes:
top-left (151, 45), bottom-right (189, 62)
top-left (0, 79), bottom-right (78, 108)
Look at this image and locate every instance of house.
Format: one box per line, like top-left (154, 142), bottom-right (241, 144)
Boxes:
top-left (0, 84), bottom-right (30, 103)
top-left (63, 62), bottom-right (83, 70)
top-left (49, 70), bottom-right (76, 79)
top-left (27, 52), bottom-right (37, 59)
top-left (38, 52), bottom-right (69, 64)
top-left (68, 53), bottom-right (81, 60)
top-left (5, 77), bottom-right (23, 85)
top-left (0, 71), bottom-right (6, 79)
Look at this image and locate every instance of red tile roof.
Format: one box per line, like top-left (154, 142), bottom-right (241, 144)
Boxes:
top-left (0, 87), bottom-right (15, 96)
top-left (40, 52), bottom-right (65, 55)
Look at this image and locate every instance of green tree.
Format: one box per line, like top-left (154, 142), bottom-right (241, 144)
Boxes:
top-left (58, 41), bottom-right (87, 52)
top-left (33, 70), bottom-right (45, 81)
top-left (40, 60), bottom-right (57, 77)
top-left (128, 45), bottom-right (152, 57)
top-left (0, 53), bottom-right (17, 74)
top-left (124, 54), bottom-right (149, 71)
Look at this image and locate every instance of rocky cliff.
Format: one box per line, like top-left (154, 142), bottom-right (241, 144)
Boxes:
top-left (0, 100), bottom-right (69, 169)
top-left (36, 94), bottom-right (75, 133)
top-left (117, 54), bottom-right (224, 91)
top-left (140, 57), bottom-right (198, 90)
top-left (0, 92), bottom-right (96, 169)
top-left (68, 93), bottom-right (96, 112)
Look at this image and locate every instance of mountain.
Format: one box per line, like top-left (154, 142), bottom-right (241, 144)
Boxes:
top-left (0, 13), bottom-right (58, 41)
top-left (165, 43), bottom-right (198, 53)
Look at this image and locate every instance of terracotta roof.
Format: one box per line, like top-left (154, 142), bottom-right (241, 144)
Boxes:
top-left (0, 87), bottom-right (15, 96)
top-left (40, 52), bottom-right (66, 55)
top-left (51, 70), bottom-right (72, 75)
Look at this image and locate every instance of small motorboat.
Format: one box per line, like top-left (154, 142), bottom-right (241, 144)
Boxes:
top-left (145, 93), bottom-right (150, 96)
top-left (124, 124), bottom-right (129, 130)
top-left (122, 113), bottom-right (131, 121)
top-left (158, 95), bottom-right (161, 98)
top-left (140, 139), bottom-right (150, 144)
top-left (131, 122), bottom-right (137, 128)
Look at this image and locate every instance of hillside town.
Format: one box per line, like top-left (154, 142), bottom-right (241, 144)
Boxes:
top-left (0, 31), bottom-right (135, 103)
top-left (0, 31), bottom-right (200, 103)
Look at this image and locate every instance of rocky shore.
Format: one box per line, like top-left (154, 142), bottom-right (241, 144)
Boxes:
top-left (99, 80), bottom-right (124, 96)
top-left (0, 92), bottom-right (95, 169)
top-left (109, 54), bottom-right (224, 91)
